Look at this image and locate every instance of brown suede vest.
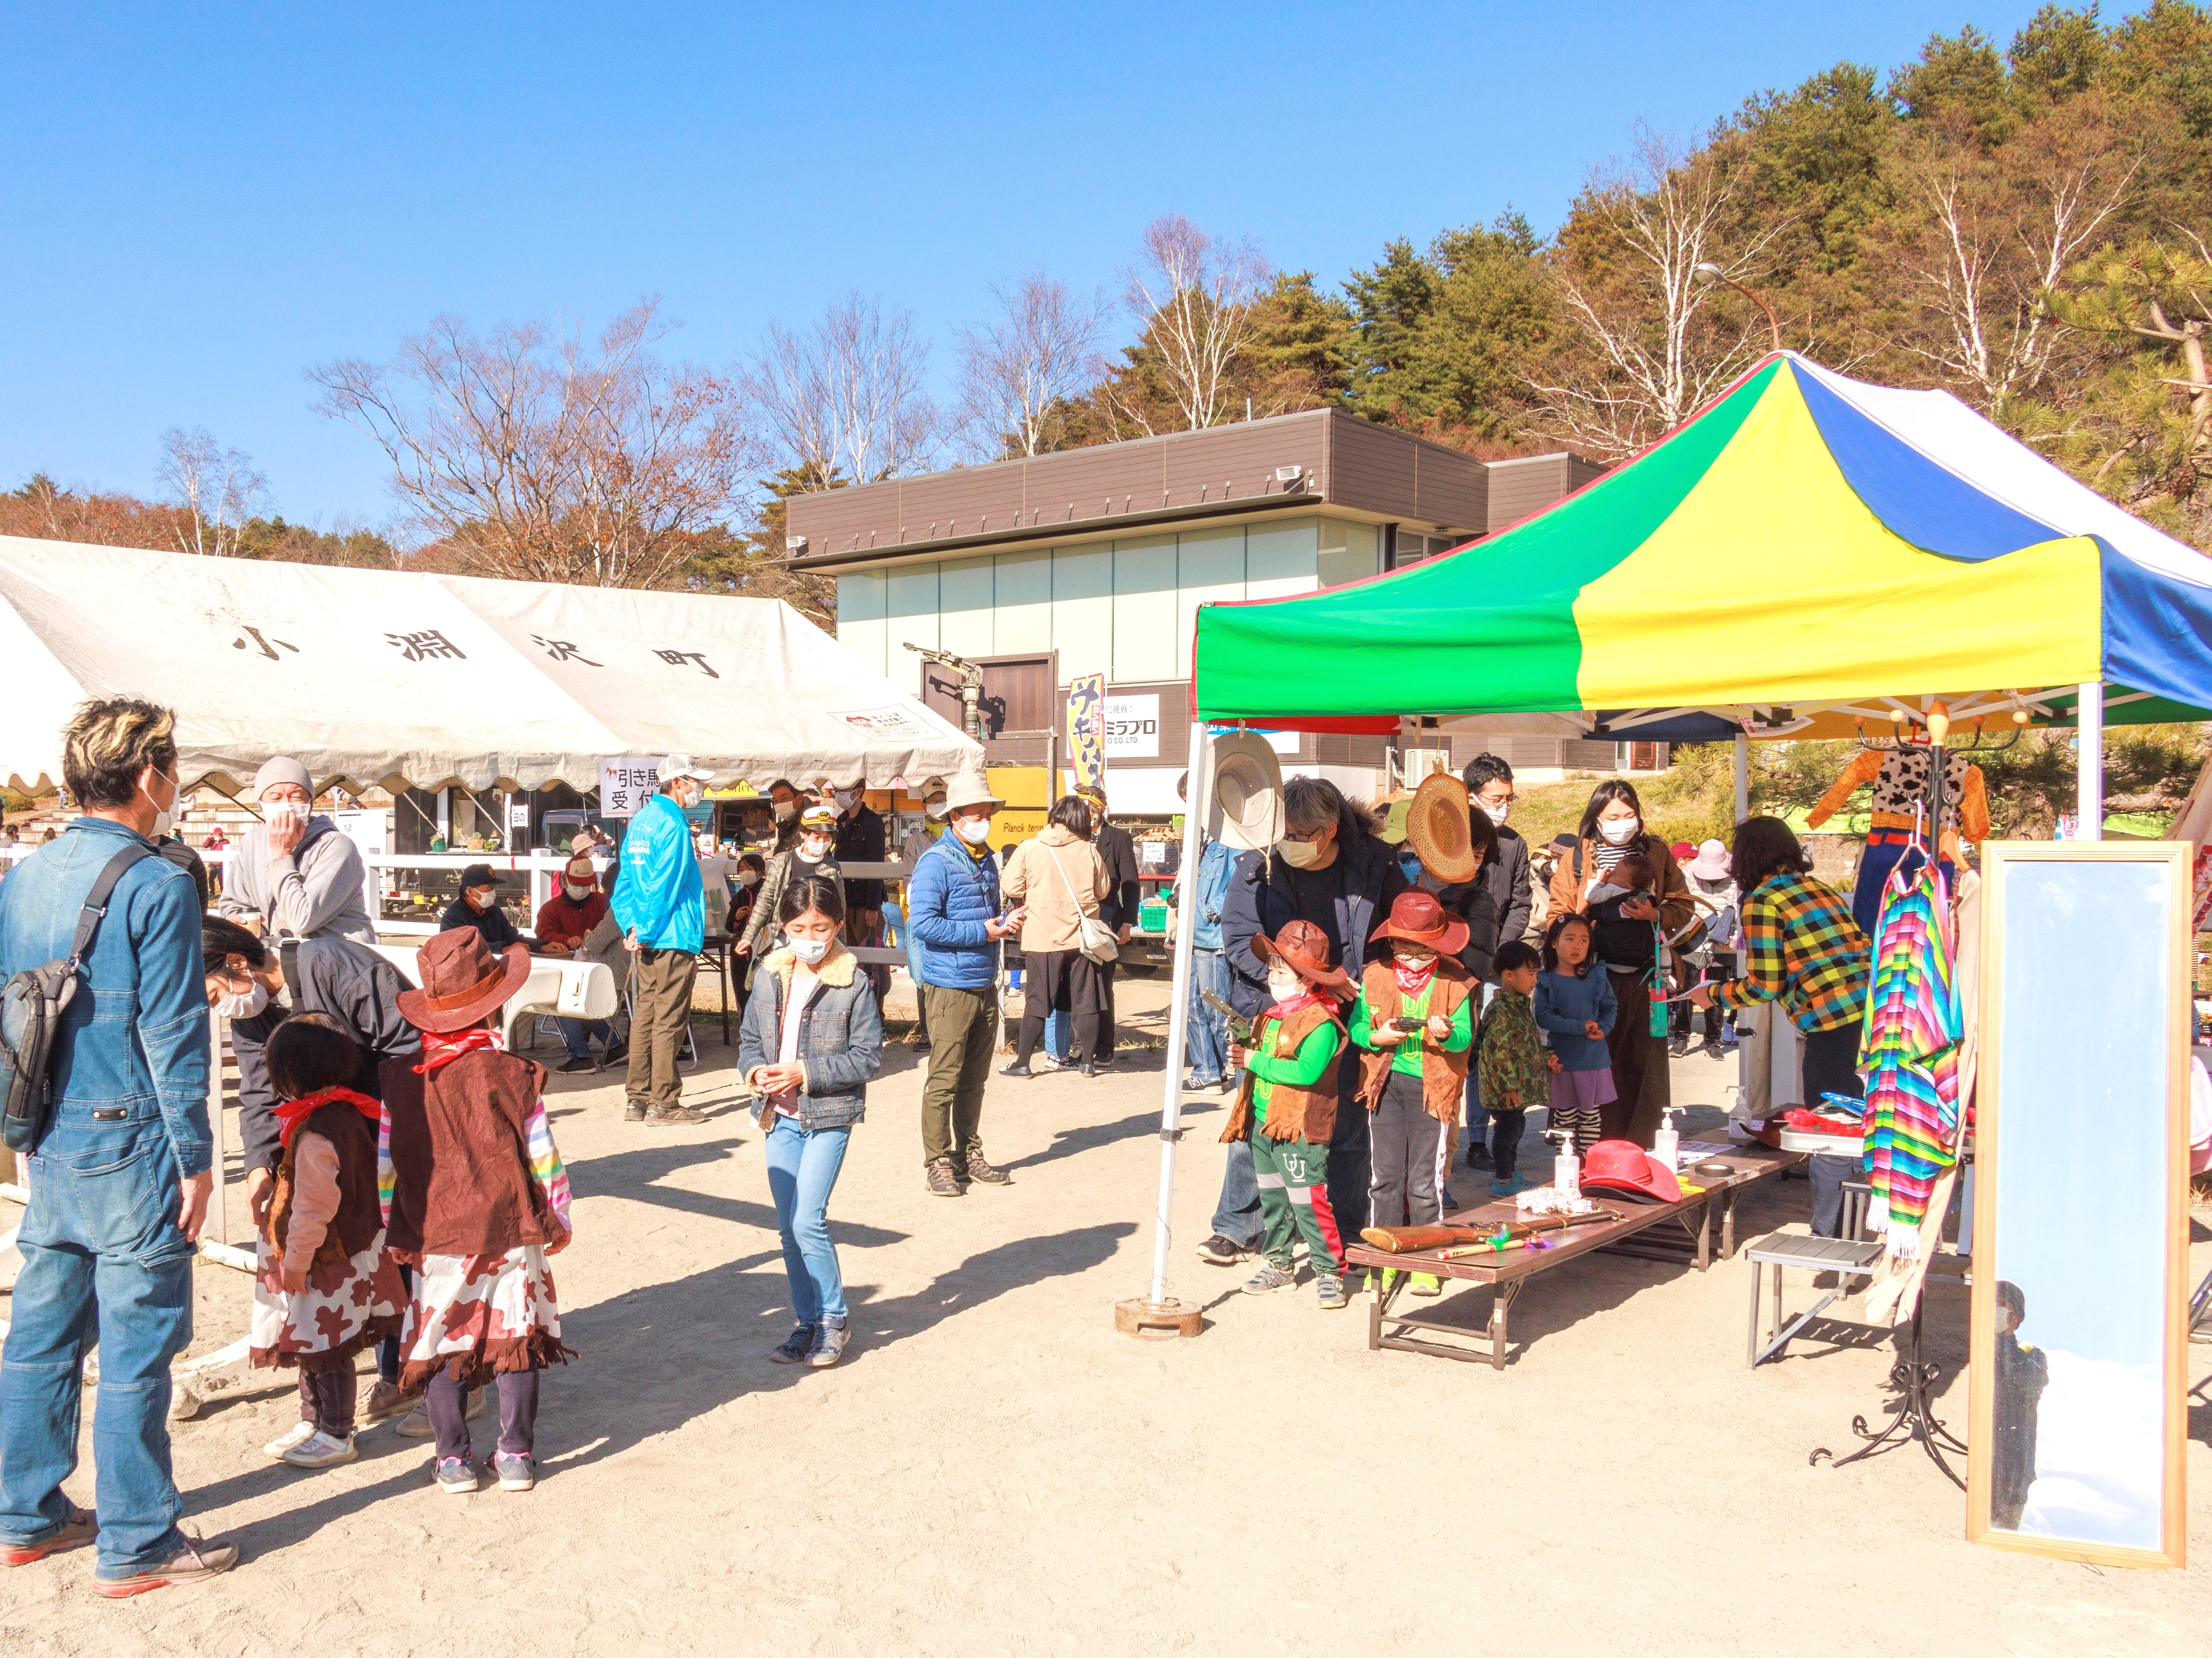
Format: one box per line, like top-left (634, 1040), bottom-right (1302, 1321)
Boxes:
top-left (269, 1099), bottom-right (383, 1272)
top-left (1219, 1000), bottom-right (1347, 1147)
top-left (1355, 958), bottom-right (1474, 1123)
top-left (380, 1049), bottom-right (556, 1258)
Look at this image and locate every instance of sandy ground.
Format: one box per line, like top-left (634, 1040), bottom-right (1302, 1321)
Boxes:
top-left (2, 974), bottom-right (2208, 1658)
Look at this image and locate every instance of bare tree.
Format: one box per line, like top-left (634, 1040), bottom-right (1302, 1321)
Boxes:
top-left (156, 426), bottom-right (268, 557)
top-left (744, 292), bottom-right (941, 487)
top-left (1115, 214), bottom-right (1272, 433)
top-left (955, 272), bottom-right (1108, 459)
top-left (307, 298), bottom-right (755, 588)
top-left (1528, 127), bottom-right (1785, 458)
top-left (1886, 96), bottom-right (2140, 417)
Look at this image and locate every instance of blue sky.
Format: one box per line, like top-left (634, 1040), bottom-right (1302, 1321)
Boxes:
top-left (2, 2), bottom-right (2050, 527)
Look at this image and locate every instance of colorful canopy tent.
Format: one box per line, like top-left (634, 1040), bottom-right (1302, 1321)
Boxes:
top-left (0, 535), bottom-right (982, 794)
top-left (1194, 351), bottom-right (2212, 733)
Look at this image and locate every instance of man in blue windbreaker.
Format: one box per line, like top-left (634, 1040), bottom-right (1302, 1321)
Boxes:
top-left (612, 753), bottom-right (711, 1125)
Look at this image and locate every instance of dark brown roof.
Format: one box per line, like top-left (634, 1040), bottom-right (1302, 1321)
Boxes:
top-left (784, 408), bottom-right (1502, 571)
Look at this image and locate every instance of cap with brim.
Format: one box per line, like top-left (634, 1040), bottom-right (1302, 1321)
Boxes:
top-left (397, 927), bottom-right (535, 1034)
top-left (656, 752), bottom-right (714, 784)
top-left (563, 854), bottom-right (596, 881)
top-left (460, 863), bottom-right (496, 888)
top-left (1251, 920), bottom-right (1355, 997)
top-left (799, 805), bottom-right (837, 829)
top-left (1404, 772), bottom-right (1479, 885)
top-left (942, 774), bottom-right (1002, 811)
top-left (1211, 732), bottom-right (1283, 851)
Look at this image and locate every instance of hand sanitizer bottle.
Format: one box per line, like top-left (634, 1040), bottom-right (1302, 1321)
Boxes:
top-left (1547, 1128), bottom-right (1580, 1199)
top-left (1653, 1105), bottom-right (1682, 1172)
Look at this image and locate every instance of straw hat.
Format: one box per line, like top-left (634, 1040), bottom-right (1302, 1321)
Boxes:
top-left (396, 927), bottom-right (533, 1035)
top-left (1211, 731), bottom-right (1283, 851)
top-left (1404, 772), bottom-right (1479, 884)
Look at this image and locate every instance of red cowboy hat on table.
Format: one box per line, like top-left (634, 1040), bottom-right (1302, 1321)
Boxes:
top-left (396, 927), bottom-right (534, 1034)
top-left (1368, 888), bottom-right (1469, 960)
top-left (1251, 918), bottom-right (1355, 998)
top-left (1576, 1138), bottom-right (1683, 1205)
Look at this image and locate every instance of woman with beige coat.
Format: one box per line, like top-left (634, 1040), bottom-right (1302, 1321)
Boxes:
top-left (998, 796), bottom-right (1112, 1078)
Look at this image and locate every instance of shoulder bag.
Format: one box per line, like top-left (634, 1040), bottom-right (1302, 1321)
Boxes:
top-left (1046, 845), bottom-right (1118, 965)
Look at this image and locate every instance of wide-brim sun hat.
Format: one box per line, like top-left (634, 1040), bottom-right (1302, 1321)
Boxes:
top-left (1211, 731), bottom-right (1283, 851)
top-left (396, 927), bottom-right (534, 1035)
top-left (1404, 772), bottom-right (1480, 885)
top-left (942, 773), bottom-right (1002, 811)
top-left (1251, 918), bottom-right (1355, 997)
top-left (1689, 838), bottom-right (1732, 880)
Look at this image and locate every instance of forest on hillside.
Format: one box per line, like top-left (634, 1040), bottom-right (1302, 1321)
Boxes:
top-left (12, 3), bottom-right (2212, 598)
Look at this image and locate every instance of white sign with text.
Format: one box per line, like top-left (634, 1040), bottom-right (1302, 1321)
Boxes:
top-left (598, 757), bottom-right (660, 818)
top-left (1105, 694), bottom-right (1161, 759)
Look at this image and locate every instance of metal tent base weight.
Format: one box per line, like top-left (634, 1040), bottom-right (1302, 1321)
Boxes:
top-left (1114, 1297), bottom-right (1203, 1339)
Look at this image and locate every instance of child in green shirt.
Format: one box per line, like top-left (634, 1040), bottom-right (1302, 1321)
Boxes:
top-left (1220, 919), bottom-right (1353, 1309)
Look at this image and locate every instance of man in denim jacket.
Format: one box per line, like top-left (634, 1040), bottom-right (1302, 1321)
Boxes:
top-left (0, 698), bottom-right (235, 1594)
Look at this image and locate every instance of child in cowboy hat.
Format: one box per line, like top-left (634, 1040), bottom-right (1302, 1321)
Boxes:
top-left (1220, 919), bottom-right (1354, 1309)
top-left (1350, 890), bottom-right (1476, 1295)
top-left (380, 928), bottom-right (576, 1496)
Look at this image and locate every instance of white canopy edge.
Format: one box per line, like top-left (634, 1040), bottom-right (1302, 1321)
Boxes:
top-left (0, 535), bottom-right (983, 796)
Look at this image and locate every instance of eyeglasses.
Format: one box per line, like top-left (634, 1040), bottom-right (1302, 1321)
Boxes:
top-left (1281, 824), bottom-right (1331, 843)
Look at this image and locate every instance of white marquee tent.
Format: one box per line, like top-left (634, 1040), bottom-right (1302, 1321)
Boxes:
top-left (0, 536), bottom-right (983, 794)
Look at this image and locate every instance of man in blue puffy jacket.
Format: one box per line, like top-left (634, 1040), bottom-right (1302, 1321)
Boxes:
top-left (611, 753), bottom-right (710, 1125)
top-left (906, 774), bottom-right (1025, 1197)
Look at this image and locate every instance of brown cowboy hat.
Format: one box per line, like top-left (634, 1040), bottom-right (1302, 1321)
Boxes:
top-left (1404, 771), bottom-right (1480, 885)
top-left (1251, 918), bottom-right (1355, 997)
top-left (1370, 888), bottom-right (1470, 958)
top-left (396, 926), bottom-right (534, 1034)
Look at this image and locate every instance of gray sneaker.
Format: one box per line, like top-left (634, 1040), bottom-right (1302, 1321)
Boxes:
top-left (1241, 1263), bottom-right (1298, 1296)
top-left (769, 1323), bottom-right (818, 1364)
top-left (807, 1321), bottom-right (850, 1369)
top-left (433, 1457), bottom-right (480, 1496)
top-left (1315, 1275), bottom-right (1349, 1311)
top-left (493, 1453), bottom-right (535, 1492)
top-left (647, 1105), bottom-right (708, 1126)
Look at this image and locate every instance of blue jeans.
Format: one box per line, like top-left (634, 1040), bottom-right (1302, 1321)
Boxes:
top-left (1044, 1007), bottom-right (1071, 1062)
top-left (764, 1117), bottom-right (852, 1324)
top-left (0, 1118), bottom-right (196, 1578)
top-left (560, 1017), bottom-right (613, 1061)
top-left (1212, 1137), bottom-right (1262, 1249)
top-left (1184, 948), bottom-right (1229, 1083)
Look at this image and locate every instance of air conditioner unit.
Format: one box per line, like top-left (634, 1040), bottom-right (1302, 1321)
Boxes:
top-left (785, 535), bottom-right (808, 552)
top-left (1274, 465), bottom-right (1305, 485)
top-left (1400, 748), bottom-right (1452, 787)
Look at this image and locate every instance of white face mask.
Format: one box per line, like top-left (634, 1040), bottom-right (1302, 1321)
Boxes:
top-left (564, 881), bottom-right (593, 901)
top-left (835, 789), bottom-right (860, 810)
top-left (954, 817), bottom-right (992, 845)
top-left (141, 770), bottom-right (180, 839)
top-left (265, 800), bottom-right (307, 831)
top-left (789, 936), bottom-right (829, 964)
top-left (468, 887), bottom-right (497, 909)
top-left (925, 800), bottom-right (948, 821)
top-left (1598, 816), bottom-right (1641, 846)
top-left (1278, 837), bottom-right (1322, 870)
top-left (737, 869), bottom-right (761, 888)
top-left (1480, 801), bottom-right (1510, 827)
top-left (214, 979), bottom-right (269, 1020)
top-left (1267, 973), bottom-right (1303, 1005)
top-left (798, 837), bottom-right (832, 862)
top-left (773, 801), bottom-right (797, 821)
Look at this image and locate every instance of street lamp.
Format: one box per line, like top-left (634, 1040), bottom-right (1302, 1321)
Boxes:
top-left (1692, 261), bottom-right (1783, 353)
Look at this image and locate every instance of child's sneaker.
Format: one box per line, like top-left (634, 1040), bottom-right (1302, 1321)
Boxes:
top-left (1241, 1263), bottom-right (1297, 1295)
top-left (262, 1421), bottom-right (318, 1459)
top-left (278, 1429), bottom-right (357, 1469)
top-left (358, 1379), bottom-right (409, 1423)
top-left (1409, 1273), bottom-right (1442, 1297)
top-left (433, 1457), bottom-right (480, 1496)
top-left (493, 1453), bottom-right (535, 1492)
top-left (398, 1386), bottom-right (485, 1438)
top-left (1490, 1174), bottom-right (1536, 1197)
top-left (1314, 1275), bottom-right (1349, 1311)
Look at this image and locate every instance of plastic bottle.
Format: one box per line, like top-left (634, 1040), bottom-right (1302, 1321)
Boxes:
top-left (1547, 1127), bottom-right (1580, 1199)
top-left (1648, 923), bottom-right (1670, 1037)
top-left (1653, 1105), bottom-right (1682, 1172)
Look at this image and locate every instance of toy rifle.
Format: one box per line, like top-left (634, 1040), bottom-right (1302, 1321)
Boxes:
top-left (1357, 1209), bottom-right (1620, 1254)
top-left (1200, 990), bottom-right (1253, 1044)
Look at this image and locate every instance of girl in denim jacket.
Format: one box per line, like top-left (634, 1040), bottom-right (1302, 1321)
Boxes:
top-left (740, 874), bottom-right (884, 1369)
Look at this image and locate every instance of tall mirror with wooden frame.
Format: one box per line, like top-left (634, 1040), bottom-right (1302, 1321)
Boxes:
top-left (1969, 841), bottom-right (2190, 1568)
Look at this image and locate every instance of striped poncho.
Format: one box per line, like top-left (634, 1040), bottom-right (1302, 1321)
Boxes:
top-left (1856, 856), bottom-right (1962, 1257)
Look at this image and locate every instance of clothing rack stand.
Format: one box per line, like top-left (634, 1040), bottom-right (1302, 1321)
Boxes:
top-left (1809, 1294), bottom-right (1967, 1487)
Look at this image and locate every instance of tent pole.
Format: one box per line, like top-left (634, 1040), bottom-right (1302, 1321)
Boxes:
top-left (2077, 680), bottom-right (2104, 841)
top-left (1733, 733), bottom-right (1749, 824)
top-left (1131, 721), bottom-right (1211, 1333)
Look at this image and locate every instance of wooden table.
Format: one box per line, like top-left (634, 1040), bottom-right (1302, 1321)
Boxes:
top-left (1344, 1146), bottom-right (1805, 1369)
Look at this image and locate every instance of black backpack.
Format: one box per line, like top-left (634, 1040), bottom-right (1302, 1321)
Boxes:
top-left (1, 843), bottom-right (153, 1152)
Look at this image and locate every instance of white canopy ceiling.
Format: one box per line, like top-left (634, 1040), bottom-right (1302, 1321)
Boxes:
top-left (0, 535), bottom-right (984, 795)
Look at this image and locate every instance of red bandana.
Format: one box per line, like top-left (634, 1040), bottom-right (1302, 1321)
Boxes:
top-left (413, 1027), bottom-right (505, 1075)
top-left (1260, 990), bottom-right (1329, 1029)
top-left (273, 1086), bottom-right (383, 1152)
top-left (1392, 954), bottom-right (1438, 997)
